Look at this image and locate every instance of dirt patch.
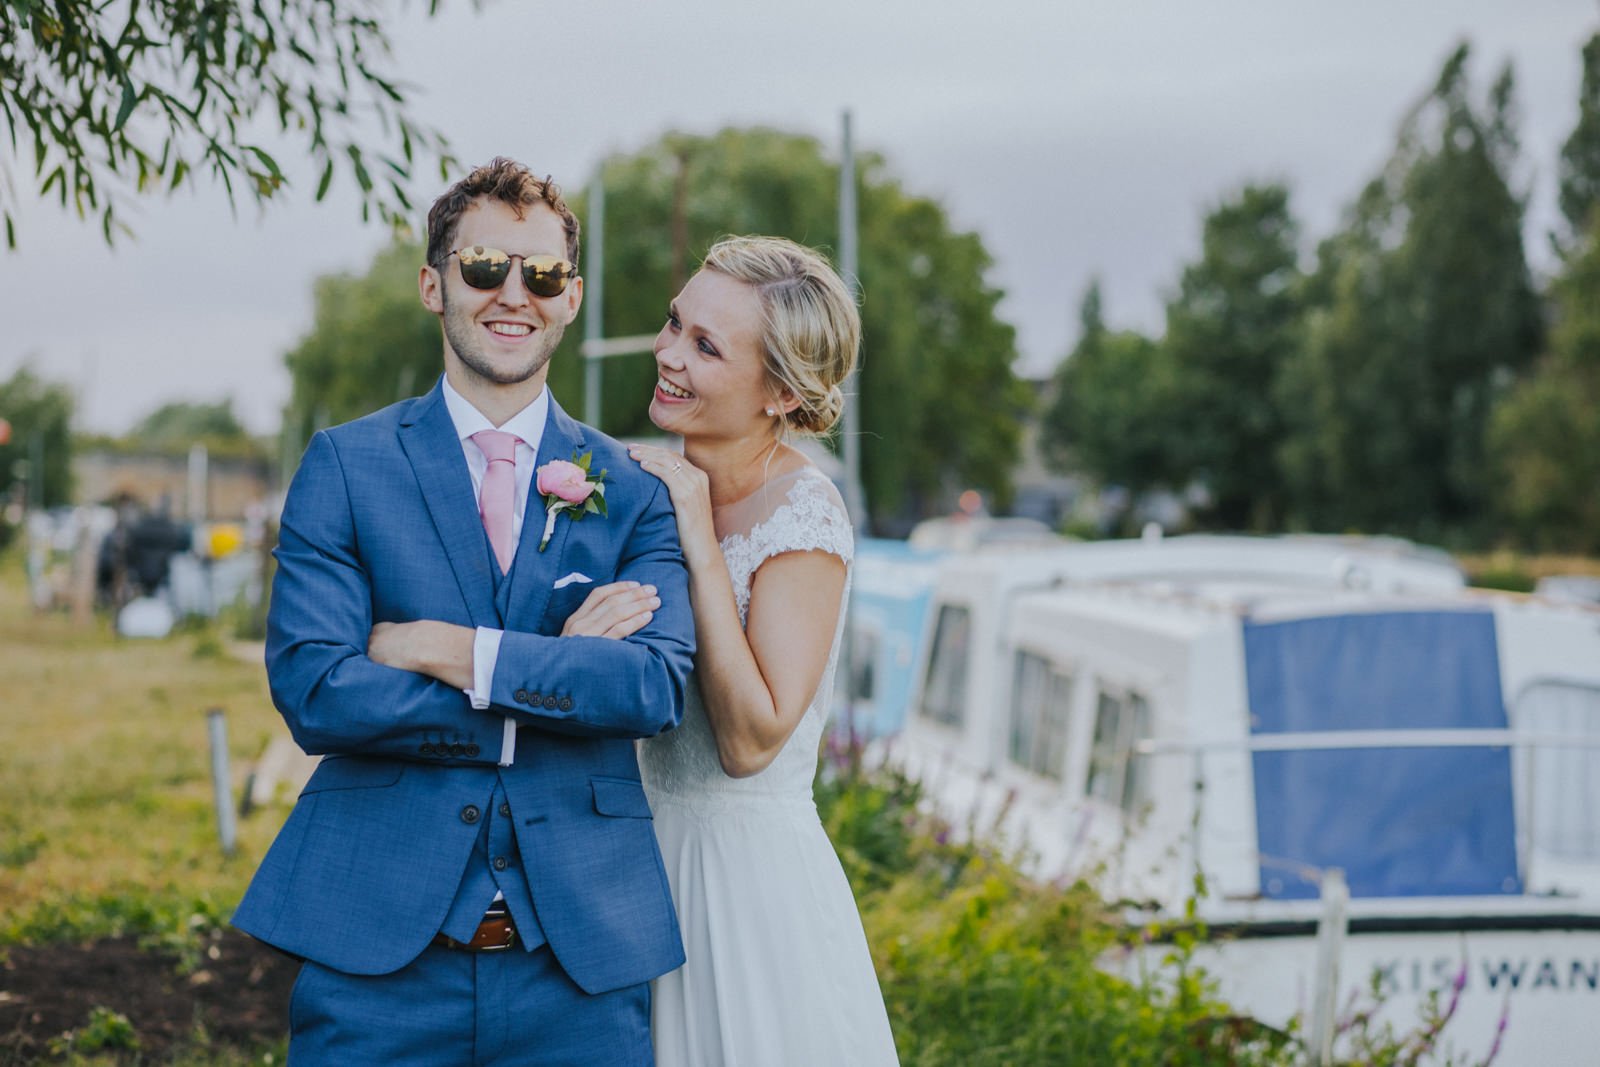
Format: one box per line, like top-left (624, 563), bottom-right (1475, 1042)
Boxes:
top-left (0, 929), bottom-right (297, 1063)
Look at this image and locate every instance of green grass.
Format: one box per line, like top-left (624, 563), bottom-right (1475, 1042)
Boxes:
top-left (0, 553), bottom-right (284, 945)
top-left (0, 549), bottom-right (289, 1063)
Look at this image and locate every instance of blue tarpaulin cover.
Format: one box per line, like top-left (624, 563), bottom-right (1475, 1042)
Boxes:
top-left (1244, 610), bottom-right (1521, 900)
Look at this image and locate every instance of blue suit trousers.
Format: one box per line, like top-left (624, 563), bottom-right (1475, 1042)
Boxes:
top-left (289, 942), bottom-right (651, 1066)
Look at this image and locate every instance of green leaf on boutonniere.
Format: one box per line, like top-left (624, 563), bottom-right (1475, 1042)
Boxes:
top-left (534, 450), bottom-right (611, 550)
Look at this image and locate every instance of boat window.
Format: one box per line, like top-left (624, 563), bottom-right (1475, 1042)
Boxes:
top-left (1043, 671), bottom-right (1075, 780)
top-left (1009, 651), bottom-right (1073, 780)
top-left (918, 604), bottom-right (971, 728)
top-left (1121, 693), bottom-right (1151, 813)
top-left (1517, 680), bottom-right (1600, 862)
top-left (1086, 686), bottom-right (1151, 815)
top-left (847, 627), bottom-right (880, 703)
top-left (1087, 691), bottom-right (1124, 805)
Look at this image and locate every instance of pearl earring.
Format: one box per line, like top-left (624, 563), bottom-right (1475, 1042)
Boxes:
top-left (765, 406), bottom-right (776, 417)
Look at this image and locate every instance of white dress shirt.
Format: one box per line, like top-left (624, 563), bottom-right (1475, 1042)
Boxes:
top-left (440, 374), bottom-right (549, 764)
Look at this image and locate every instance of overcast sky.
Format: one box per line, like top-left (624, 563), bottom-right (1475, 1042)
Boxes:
top-left (2, 1), bottom-right (1595, 435)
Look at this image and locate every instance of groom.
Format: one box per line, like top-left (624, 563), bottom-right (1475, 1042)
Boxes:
top-left (233, 158), bottom-right (692, 1065)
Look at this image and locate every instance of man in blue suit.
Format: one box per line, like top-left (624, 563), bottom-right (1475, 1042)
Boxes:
top-left (233, 158), bottom-right (693, 1065)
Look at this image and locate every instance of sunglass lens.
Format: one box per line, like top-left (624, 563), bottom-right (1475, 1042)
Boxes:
top-left (456, 246), bottom-right (511, 289)
top-left (521, 255), bottom-right (571, 297)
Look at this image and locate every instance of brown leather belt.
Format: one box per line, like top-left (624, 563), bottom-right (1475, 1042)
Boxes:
top-left (432, 905), bottom-right (517, 952)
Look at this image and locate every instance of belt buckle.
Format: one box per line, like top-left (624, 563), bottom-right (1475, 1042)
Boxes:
top-left (478, 927), bottom-right (517, 952)
top-left (471, 906), bottom-right (516, 952)
top-left (435, 906), bottom-right (518, 952)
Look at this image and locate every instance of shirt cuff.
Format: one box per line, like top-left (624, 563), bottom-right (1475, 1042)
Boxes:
top-left (464, 626), bottom-right (504, 710)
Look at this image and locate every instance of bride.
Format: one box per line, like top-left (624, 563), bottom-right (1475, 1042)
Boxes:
top-left (624, 235), bottom-right (898, 1065)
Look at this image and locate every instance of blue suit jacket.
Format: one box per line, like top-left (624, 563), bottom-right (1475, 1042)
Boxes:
top-left (232, 384), bottom-right (692, 994)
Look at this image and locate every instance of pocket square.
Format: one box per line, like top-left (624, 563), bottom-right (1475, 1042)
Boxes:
top-left (553, 572), bottom-right (593, 590)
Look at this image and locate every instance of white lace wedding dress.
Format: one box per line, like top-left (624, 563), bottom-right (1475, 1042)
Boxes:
top-left (639, 465), bottom-right (899, 1066)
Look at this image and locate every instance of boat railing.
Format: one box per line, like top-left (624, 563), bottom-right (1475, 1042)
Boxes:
top-left (1132, 726), bottom-right (1600, 899)
top-left (1134, 728), bottom-right (1600, 756)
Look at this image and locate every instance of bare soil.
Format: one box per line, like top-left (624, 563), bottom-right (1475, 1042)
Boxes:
top-left (0, 929), bottom-right (296, 1064)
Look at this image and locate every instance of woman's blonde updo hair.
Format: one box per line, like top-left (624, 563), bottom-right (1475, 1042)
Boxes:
top-left (700, 235), bottom-right (860, 436)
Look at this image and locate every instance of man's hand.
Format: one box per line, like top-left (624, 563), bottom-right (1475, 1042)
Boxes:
top-left (368, 620), bottom-right (476, 689)
top-left (561, 582), bottom-right (660, 639)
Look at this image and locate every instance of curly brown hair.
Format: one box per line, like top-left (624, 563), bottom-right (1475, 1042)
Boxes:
top-left (424, 157), bottom-right (581, 270)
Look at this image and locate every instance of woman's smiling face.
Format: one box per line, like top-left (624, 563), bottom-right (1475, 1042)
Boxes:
top-left (648, 268), bottom-right (774, 442)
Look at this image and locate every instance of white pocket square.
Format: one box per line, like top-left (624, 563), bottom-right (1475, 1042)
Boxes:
top-left (553, 572), bottom-right (594, 590)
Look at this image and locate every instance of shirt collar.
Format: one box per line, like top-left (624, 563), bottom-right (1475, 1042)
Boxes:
top-left (440, 374), bottom-right (550, 449)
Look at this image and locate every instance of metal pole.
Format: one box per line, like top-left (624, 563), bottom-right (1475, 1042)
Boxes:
top-left (837, 110), bottom-right (866, 763)
top-left (584, 174), bottom-right (606, 430)
top-left (838, 110), bottom-right (866, 530)
top-left (29, 429), bottom-right (44, 509)
top-left (187, 442), bottom-right (208, 524)
top-left (206, 708), bottom-right (238, 857)
top-left (1308, 867), bottom-right (1348, 1065)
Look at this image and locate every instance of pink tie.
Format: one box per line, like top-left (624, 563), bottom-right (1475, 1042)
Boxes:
top-left (472, 430), bottom-right (520, 574)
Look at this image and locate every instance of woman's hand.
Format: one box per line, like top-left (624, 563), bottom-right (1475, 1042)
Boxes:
top-left (628, 444), bottom-right (717, 566)
top-left (561, 581), bottom-right (660, 639)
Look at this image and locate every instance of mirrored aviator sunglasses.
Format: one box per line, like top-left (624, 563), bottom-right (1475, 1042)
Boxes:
top-left (450, 245), bottom-right (576, 297)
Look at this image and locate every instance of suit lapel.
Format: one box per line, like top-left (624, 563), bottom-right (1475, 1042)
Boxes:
top-left (499, 398), bottom-right (587, 626)
top-left (398, 384), bottom-right (501, 627)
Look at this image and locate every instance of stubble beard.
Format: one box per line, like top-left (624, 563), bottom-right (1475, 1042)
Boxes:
top-left (441, 286), bottom-right (565, 388)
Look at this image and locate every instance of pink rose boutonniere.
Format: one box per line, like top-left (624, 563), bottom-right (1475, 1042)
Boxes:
top-left (534, 451), bottom-right (608, 551)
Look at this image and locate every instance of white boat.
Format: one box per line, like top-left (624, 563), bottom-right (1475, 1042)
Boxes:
top-left (854, 533), bottom-right (1600, 1063)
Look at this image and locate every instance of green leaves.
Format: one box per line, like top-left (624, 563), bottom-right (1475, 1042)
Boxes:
top-left (0, 366), bottom-right (77, 507)
top-left (555, 127), bottom-right (1025, 531)
top-left (1046, 44), bottom-right (1553, 546)
top-left (817, 767), bottom-right (1292, 1066)
top-left (281, 238), bottom-right (439, 451)
top-left (2, 0), bottom-right (457, 248)
top-left (113, 79), bottom-right (136, 130)
top-left (1279, 43), bottom-right (1541, 541)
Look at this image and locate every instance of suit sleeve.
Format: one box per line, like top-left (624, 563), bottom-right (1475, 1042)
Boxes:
top-left (265, 431), bottom-right (507, 760)
top-left (487, 474), bottom-right (695, 739)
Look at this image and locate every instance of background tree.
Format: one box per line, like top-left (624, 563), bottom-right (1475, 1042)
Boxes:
top-left (1489, 31), bottom-right (1600, 552)
top-left (281, 239), bottom-right (436, 451)
top-left (1278, 45), bottom-right (1541, 541)
top-left (130, 399), bottom-right (247, 446)
top-left (0, 0), bottom-right (458, 247)
top-left (564, 128), bottom-right (1027, 531)
top-left (1161, 184), bottom-right (1303, 530)
top-left (1557, 32), bottom-right (1600, 247)
top-left (1041, 279), bottom-right (1180, 499)
top-left (281, 127), bottom-right (1029, 533)
top-left (0, 365), bottom-right (74, 507)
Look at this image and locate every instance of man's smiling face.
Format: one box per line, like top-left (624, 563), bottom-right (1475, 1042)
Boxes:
top-left (423, 197), bottom-right (581, 393)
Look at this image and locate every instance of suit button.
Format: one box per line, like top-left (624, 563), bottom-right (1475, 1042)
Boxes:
top-left (514, 688), bottom-right (529, 704)
top-left (493, 856), bottom-right (509, 871)
top-left (528, 692), bottom-right (542, 705)
top-left (465, 744), bottom-right (480, 757)
top-left (558, 697), bottom-right (574, 712)
top-left (449, 743), bottom-right (465, 757)
top-left (461, 805), bottom-right (480, 824)
top-left (543, 695), bottom-right (558, 709)
top-left (419, 743), bottom-right (434, 755)
top-left (498, 802), bottom-right (511, 818)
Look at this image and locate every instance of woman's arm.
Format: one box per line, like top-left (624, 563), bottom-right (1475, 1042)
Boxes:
top-left (630, 444), bottom-right (846, 777)
top-left (695, 549), bottom-right (845, 776)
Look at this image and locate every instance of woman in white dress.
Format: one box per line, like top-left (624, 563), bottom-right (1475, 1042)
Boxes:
top-left (624, 235), bottom-right (899, 1066)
